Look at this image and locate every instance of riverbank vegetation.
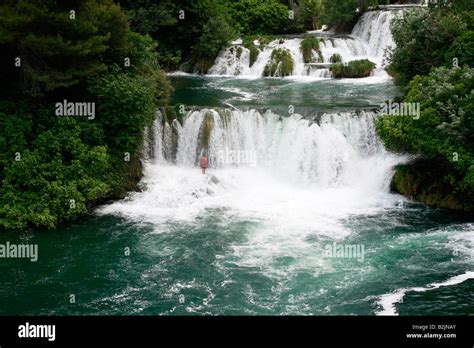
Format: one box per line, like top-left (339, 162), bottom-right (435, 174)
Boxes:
top-left (376, 0), bottom-right (474, 212)
top-left (0, 0), bottom-right (171, 229)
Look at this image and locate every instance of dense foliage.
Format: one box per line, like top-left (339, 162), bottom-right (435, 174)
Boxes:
top-left (389, 9), bottom-right (468, 85)
top-left (120, 0), bottom-right (395, 72)
top-left (377, 0), bottom-right (474, 210)
top-left (322, 0), bottom-right (380, 32)
top-left (376, 66), bottom-right (474, 202)
top-left (0, 0), bottom-right (171, 229)
top-left (229, 0), bottom-right (289, 35)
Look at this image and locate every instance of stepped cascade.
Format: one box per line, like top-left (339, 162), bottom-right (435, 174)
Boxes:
top-left (207, 10), bottom-right (401, 78)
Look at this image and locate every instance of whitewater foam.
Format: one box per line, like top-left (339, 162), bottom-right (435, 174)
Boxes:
top-left (376, 271), bottom-right (474, 315)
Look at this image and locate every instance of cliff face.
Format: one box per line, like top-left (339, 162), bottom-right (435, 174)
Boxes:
top-left (390, 158), bottom-right (474, 213)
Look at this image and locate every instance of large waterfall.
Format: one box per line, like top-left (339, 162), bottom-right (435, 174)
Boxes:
top-left (143, 108), bottom-right (402, 189)
top-left (103, 107), bottom-right (404, 227)
top-left (207, 10), bottom-right (400, 78)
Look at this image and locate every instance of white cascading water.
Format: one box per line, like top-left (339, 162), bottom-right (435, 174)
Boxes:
top-left (102, 109), bottom-right (405, 236)
top-left (208, 10), bottom-right (399, 78)
top-left (171, 109), bottom-right (390, 187)
top-left (352, 10), bottom-right (398, 61)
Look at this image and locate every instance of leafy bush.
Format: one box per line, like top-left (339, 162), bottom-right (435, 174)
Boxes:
top-left (263, 48), bottom-right (294, 77)
top-left (330, 59), bottom-right (375, 78)
top-left (229, 0), bottom-right (289, 35)
top-left (390, 9), bottom-right (467, 85)
top-left (0, 105), bottom-right (111, 229)
top-left (192, 16), bottom-right (235, 73)
top-left (445, 30), bottom-right (474, 68)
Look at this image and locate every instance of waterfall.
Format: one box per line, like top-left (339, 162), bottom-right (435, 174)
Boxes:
top-left (351, 10), bottom-right (400, 63)
top-left (207, 10), bottom-right (401, 77)
top-left (143, 110), bottom-right (181, 163)
top-left (207, 46), bottom-right (252, 76)
top-left (146, 108), bottom-right (401, 189)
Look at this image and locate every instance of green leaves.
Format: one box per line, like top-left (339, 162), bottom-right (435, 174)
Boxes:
top-left (229, 0), bottom-right (288, 36)
top-left (0, 106), bottom-right (112, 230)
top-left (192, 16), bottom-right (235, 73)
top-left (0, 3), bottom-right (171, 230)
top-left (0, 0), bottom-right (128, 96)
top-left (376, 66), bottom-right (474, 199)
top-left (390, 8), bottom-right (468, 84)
top-left (445, 30), bottom-right (474, 68)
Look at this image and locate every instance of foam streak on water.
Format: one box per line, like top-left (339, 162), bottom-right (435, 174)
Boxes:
top-left (376, 271), bottom-right (474, 316)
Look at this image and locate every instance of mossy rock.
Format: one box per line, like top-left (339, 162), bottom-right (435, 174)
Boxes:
top-left (330, 53), bottom-right (342, 63)
top-left (391, 159), bottom-right (474, 213)
top-left (157, 106), bottom-right (185, 127)
top-left (248, 45), bottom-right (260, 67)
top-left (330, 59), bottom-right (376, 78)
top-left (201, 111), bottom-right (215, 150)
top-left (263, 48), bottom-right (294, 77)
top-left (236, 46), bottom-right (243, 59)
top-left (300, 36), bottom-right (322, 64)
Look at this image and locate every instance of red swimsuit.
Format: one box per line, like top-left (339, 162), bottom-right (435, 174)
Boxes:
top-left (200, 156), bottom-right (208, 169)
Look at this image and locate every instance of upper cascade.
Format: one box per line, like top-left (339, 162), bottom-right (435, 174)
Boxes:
top-left (351, 10), bottom-right (399, 61)
top-left (207, 10), bottom-right (402, 78)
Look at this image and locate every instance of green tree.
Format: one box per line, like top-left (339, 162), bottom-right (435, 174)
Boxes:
top-left (229, 0), bottom-right (289, 35)
top-left (301, 0), bottom-right (325, 30)
top-left (445, 31), bottom-right (474, 68)
top-left (0, 1), bottom-right (172, 230)
top-left (191, 16), bottom-right (235, 73)
top-left (390, 9), bottom-right (467, 85)
top-left (0, 0), bottom-right (129, 96)
top-left (322, 0), bottom-right (378, 31)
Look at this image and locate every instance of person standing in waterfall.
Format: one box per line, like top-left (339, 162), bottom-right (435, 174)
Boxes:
top-left (200, 153), bottom-right (208, 175)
